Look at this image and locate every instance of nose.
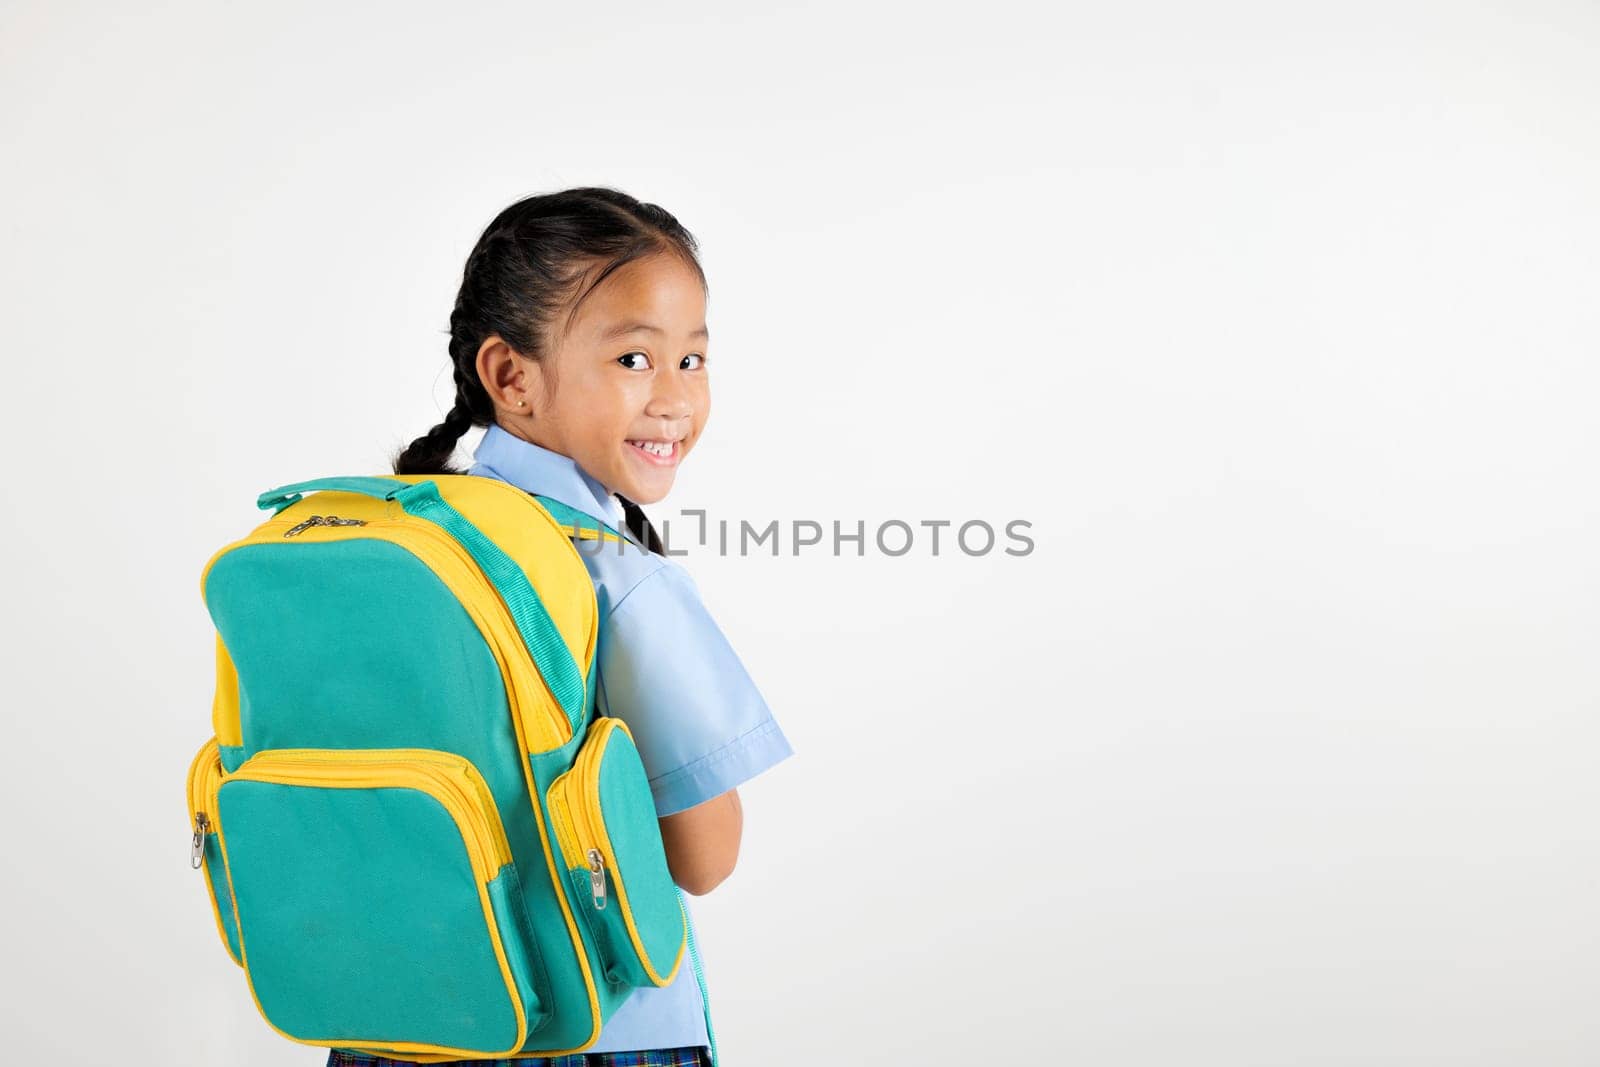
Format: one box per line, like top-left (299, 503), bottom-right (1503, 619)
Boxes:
top-left (645, 373), bottom-right (694, 423)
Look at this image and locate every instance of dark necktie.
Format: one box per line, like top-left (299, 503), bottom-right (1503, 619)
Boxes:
top-left (615, 494), bottom-right (664, 555)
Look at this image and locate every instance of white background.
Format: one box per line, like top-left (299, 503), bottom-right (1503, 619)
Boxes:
top-left (2, 1), bottom-right (1597, 1063)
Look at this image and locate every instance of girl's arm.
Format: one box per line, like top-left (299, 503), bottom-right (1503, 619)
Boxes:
top-left (658, 787), bottom-right (743, 895)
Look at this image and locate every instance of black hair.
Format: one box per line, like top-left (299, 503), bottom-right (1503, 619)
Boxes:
top-left (392, 186), bottom-right (704, 556)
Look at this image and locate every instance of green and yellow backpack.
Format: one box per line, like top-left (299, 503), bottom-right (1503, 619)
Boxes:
top-left (184, 474), bottom-right (715, 1062)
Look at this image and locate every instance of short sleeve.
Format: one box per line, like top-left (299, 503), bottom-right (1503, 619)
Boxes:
top-left (595, 562), bottom-right (796, 817)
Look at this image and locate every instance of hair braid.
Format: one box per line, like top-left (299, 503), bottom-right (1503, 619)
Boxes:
top-left (394, 394), bottom-right (475, 475)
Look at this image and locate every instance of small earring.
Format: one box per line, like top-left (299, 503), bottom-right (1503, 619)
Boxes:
top-left (516, 398), bottom-right (525, 407)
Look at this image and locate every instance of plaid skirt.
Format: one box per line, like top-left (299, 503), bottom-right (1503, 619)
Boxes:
top-left (326, 1048), bottom-right (710, 1067)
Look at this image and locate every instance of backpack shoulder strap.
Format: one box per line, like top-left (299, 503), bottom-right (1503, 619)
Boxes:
top-left (533, 494), bottom-right (627, 544)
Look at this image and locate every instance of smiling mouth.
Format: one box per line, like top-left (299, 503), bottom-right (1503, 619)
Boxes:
top-left (626, 439), bottom-right (680, 465)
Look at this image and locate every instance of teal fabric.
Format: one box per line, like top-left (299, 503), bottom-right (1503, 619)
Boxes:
top-left (565, 866), bottom-right (634, 988)
top-left (595, 729), bottom-right (686, 982)
top-left (488, 865), bottom-right (547, 1033)
top-left (528, 743), bottom-right (635, 1050)
top-left (211, 472), bottom-right (722, 1054)
top-left (394, 480), bottom-right (586, 735)
top-left (471, 425), bottom-right (763, 1055)
top-left (255, 476), bottom-right (408, 514)
top-left (205, 540), bottom-right (523, 777)
top-left (329, 1048), bottom-right (710, 1066)
top-left (251, 476), bottom-right (586, 734)
top-left (206, 533), bottom-right (608, 1053)
top-left (218, 779), bottom-right (528, 1051)
top-left (219, 743), bottom-right (246, 776)
top-left (471, 425), bottom-right (795, 819)
top-left (548, 726), bottom-right (685, 991)
top-left (202, 831), bottom-right (242, 963)
top-left (675, 888), bottom-right (717, 1067)
top-left (534, 495), bottom-right (624, 541)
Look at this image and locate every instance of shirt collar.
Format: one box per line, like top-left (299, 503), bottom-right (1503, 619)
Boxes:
top-left (467, 423), bottom-right (628, 533)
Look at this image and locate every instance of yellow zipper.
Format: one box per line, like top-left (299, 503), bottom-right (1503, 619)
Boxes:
top-left (202, 511), bottom-right (577, 752)
top-left (187, 736), bottom-right (224, 868)
top-left (199, 472), bottom-right (600, 750)
top-left (226, 748), bottom-right (513, 881)
top-left (209, 746), bottom-right (534, 1055)
top-left (546, 719), bottom-right (685, 987)
top-left (186, 735), bottom-right (243, 966)
top-left (547, 718), bottom-right (627, 875)
top-left (196, 478), bottom-right (611, 1050)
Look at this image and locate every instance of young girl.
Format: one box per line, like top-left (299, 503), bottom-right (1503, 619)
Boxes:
top-left (329, 188), bottom-right (794, 1067)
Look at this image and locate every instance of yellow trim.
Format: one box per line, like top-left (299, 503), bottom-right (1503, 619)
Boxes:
top-left (361, 476), bottom-right (605, 1050)
top-left (560, 524), bottom-right (624, 544)
top-left (209, 748), bottom-right (534, 1058)
top-left (203, 515), bottom-right (565, 753)
top-left (198, 474), bottom-right (601, 754)
top-left (197, 474), bottom-right (607, 1054)
top-left (547, 719), bottom-right (687, 987)
top-left (230, 749), bottom-right (514, 877)
top-left (211, 635), bottom-right (242, 748)
top-left (495, 651), bottom-right (604, 1057)
top-left (185, 735), bottom-right (239, 965)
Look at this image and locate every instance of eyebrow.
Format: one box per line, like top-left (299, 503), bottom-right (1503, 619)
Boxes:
top-left (599, 320), bottom-right (710, 342)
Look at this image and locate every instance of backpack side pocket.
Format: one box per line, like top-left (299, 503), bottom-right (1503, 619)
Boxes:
top-left (547, 718), bottom-right (686, 989)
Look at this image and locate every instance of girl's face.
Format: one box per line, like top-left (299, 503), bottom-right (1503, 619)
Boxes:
top-left (488, 252), bottom-right (710, 506)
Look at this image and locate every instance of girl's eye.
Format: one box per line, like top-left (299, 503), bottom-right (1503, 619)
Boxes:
top-left (680, 353), bottom-right (705, 370)
top-left (618, 352), bottom-right (651, 370)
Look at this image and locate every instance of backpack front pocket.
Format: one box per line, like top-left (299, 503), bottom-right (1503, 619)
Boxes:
top-left (201, 748), bottom-right (545, 1058)
top-left (547, 718), bottom-right (686, 989)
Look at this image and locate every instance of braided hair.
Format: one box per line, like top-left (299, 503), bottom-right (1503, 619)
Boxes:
top-left (392, 187), bottom-right (704, 557)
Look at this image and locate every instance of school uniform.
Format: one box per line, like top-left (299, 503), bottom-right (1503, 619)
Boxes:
top-left (328, 424), bottom-right (794, 1066)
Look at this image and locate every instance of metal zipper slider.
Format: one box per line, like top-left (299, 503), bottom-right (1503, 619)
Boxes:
top-left (283, 514), bottom-right (368, 538)
top-left (191, 812), bottom-right (210, 869)
top-left (587, 848), bottom-right (606, 909)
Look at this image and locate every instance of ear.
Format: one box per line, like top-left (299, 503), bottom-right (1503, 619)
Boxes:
top-left (475, 334), bottom-right (545, 413)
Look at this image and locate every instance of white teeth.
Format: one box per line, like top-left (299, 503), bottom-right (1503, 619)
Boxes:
top-left (633, 440), bottom-right (674, 457)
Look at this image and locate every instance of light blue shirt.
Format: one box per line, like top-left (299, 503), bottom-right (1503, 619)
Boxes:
top-left (467, 422), bottom-right (795, 1054)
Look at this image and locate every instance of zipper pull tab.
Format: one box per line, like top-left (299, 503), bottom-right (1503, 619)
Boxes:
top-left (587, 848), bottom-right (606, 910)
top-left (283, 515), bottom-right (324, 538)
top-left (283, 514), bottom-right (368, 538)
top-left (191, 812), bottom-right (210, 869)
